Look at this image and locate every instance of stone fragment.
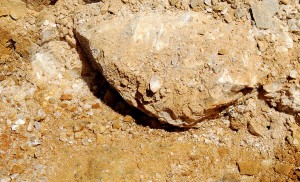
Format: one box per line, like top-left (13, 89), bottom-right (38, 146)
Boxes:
top-left (169, 0), bottom-right (180, 6)
top-left (230, 119), bottom-right (245, 131)
top-left (204, 0), bottom-right (212, 6)
top-left (263, 82), bottom-right (278, 92)
top-left (289, 70), bottom-right (298, 79)
top-left (149, 76), bottom-right (161, 93)
top-left (112, 121), bottom-right (121, 129)
top-left (280, 0), bottom-right (289, 4)
top-left (123, 115), bottom-right (133, 123)
top-left (1, 0), bottom-right (27, 20)
top-left (224, 13), bottom-right (233, 23)
top-left (60, 93), bottom-right (73, 101)
top-left (92, 103), bottom-right (101, 109)
top-left (288, 19), bottom-right (300, 33)
top-left (100, 3), bottom-right (110, 15)
top-left (40, 28), bottom-right (59, 44)
top-left (190, 0), bottom-right (201, 9)
top-left (257, 41), bottom-right (268, 52)
top-left (251, 0), bottom-right (279, 29)
top-left (213, 3), bottom-right (226, 12)
top-left (248, 119), bottom-right (265, 136)
top-left (11, 164), bottom-right (25, 174)
top-left (76, 11), bottom-right (265, 127)
top-left (218, 49), bottom-right (228, 55)
top-left (234, 8), bottom-right (245, 19)
top-left (274, 163), bottom-right (293, 175)
top-left (238, 161), bottom-right (260, 175)
top-left (292, 127), bottom-right (300, 148)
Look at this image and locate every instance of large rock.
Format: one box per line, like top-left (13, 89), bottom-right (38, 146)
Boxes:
top-left (76, 11), bottom-right (265, 127)
top-left (251, 0), bottom-right (279, 29)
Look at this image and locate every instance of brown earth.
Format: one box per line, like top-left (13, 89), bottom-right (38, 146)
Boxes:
top-left (0, 0), bottom-right (300, 181)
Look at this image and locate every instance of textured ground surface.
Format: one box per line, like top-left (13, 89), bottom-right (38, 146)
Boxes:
top-left (0, 0), bottom-right (300, 181)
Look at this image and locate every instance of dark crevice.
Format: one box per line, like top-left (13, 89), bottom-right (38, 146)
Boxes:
top-left (49, 0), bottom-right (58, 5)
top-left (6, 39), bottom-right (16, 50)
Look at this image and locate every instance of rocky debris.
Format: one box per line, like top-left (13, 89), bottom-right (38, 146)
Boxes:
top-left (248, 118), bottom-right (266, 137)
top-left (76, 11), bottom-right (265, 127)
top-left (237, 161), bottom-right (260, 175)
top-left (0, 0), bottom-right (27, 20)
top-left (123, 115), bottom-right (133, 123)
top-left (60, 93), bottom-right (73, 101)
top-left (263, 80), bottom-right (300, 114)
top-left (1, 0), bottom-right (300, 181)
top-left (288, 19), bottom-right (300, 33)
top-left (251, 0), bottom-right (279, 29)
top-left (274, 163), bottom-right (293, 176)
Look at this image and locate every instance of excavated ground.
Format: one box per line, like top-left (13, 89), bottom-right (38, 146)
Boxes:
top-left (0, 0), bottom-right (300, 181)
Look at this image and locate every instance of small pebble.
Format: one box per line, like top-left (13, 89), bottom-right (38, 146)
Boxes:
top-left (289, 70), bottom-right (298, 79)
top-left (257, 41), bottom-right (268, 52)
top-left (224, 14), bottom-right (233, 23)
top-left (169, 0), bottom-right (180, 6)
top-left (274, 163), bottom-right (293, 175)
top-left (92, 103), bottom-right (101, 109)
top-left (218, 49), bottom-right (228, 55)
top-left (204, 0), bottom-right (212, 6)
top-left (248, 119), bottom-right (265, 137)
top-left (100, 3), bottom-right (110, 15)
top-left (149, 75), bottom-right (161, 93)
top-left (15, 119), bottom-right (25, 125)
top-left (60, 93), bottom-right (73, 101)
top-left (280, 0), bottom-right (289, 5)
top-left (238, 161), bottom-right (260, 175)
top-left (123, 115), bottom-right (133, 122)
top-left (112, 121), bottom-right (121, 129)
top-left (190, 0), bottom-right (202, 9)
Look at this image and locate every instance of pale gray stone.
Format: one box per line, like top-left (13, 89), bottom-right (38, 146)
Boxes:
top-left (251, 0), bottom-right (279, 29)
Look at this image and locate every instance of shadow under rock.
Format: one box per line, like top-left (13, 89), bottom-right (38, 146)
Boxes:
top-left (75, 45), bottom-right (187, 132)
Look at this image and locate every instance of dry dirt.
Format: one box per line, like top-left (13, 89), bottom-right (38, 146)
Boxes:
top-left (0, 0), bottom-right (300, 181)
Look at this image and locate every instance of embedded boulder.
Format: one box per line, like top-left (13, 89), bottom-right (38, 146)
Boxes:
top-left (75, 11), bottom-right (265, 127)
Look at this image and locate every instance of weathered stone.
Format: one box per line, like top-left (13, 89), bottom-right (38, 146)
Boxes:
top-left (123, 115), bottom-right (133, 123)
top-left (274, 163), bottom-right (293, 176)
top-left (288, 19), bottom-right (300, 33)
top-left (248, 118), bottom-right (266, 136)
top-left (204, 0), bottom-right (212, 6)
top-left (60, 93), bottom-right (73, 101)
top-left (76, 11), bottom-right (265, 127)
top-left (190, 0), bottom-right (201, 9)
top-left (251, 0), bottom-right (279, 29)
top-left (169, 0), bottom-right (180, 6)
top-left (238, 161), bottom-right (260, 175)
top-left (257, 41), bottom-right (268, 52)
top-left (1, 0), bottom-right (27, 20)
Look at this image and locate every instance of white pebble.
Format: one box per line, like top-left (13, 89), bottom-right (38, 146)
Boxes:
top-left (15, 119), bottom-right (25, 125)
top-left (43, 20), bottom-right (49, 26)
top-left (149, 76), bottom-right (161, 93)
top-left (11, 125), bottom-right (19, 131)
top-left (204, 0), bottom-right (212, 6)
top-left (289, 70), bottom-right (298, 79)
top-left (31, 139), bottom-right (41, 146)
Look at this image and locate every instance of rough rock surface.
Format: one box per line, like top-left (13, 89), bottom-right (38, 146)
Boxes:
top-left (76, 11), bottom-right (265, 127)
top-left (251, 0), bottom-right (279, 29)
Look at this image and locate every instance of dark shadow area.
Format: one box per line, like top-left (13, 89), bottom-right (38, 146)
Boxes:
top-left (75, 42), bottom-right (188, 132)
top-left (83, 0), bottom-right (101, 3)
top-left (49, 0), bottom-right (58, 5)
